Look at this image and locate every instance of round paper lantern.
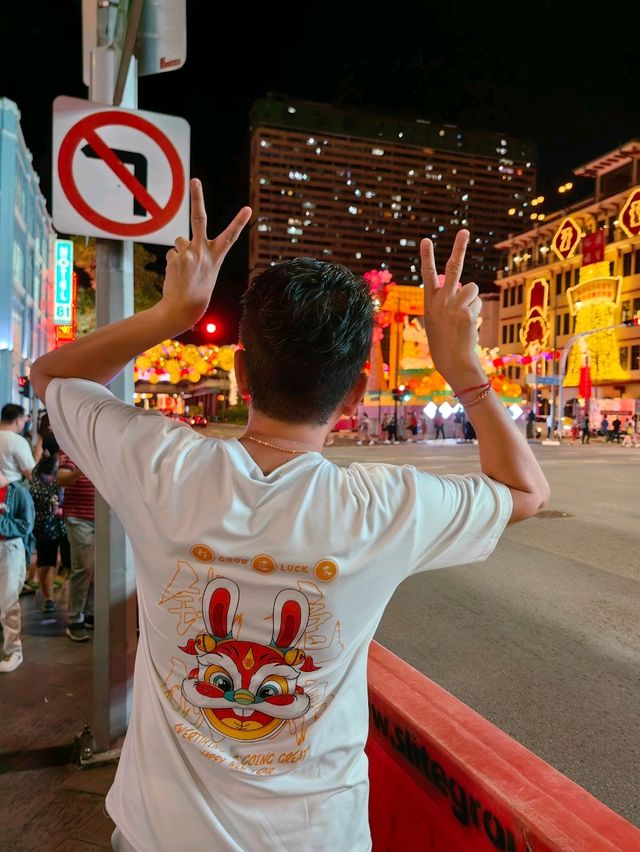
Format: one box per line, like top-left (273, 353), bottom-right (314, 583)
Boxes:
top-left (218, 348), bottom-right (235, 372)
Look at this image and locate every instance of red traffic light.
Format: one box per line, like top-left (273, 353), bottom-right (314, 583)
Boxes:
top-left (18, 376), bottom-right (30, 397)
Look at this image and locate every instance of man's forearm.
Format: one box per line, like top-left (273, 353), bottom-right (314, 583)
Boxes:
top-left (31, 301), bottom-right (187, 400)
top-left (465, 390), bottom-right (549, 498)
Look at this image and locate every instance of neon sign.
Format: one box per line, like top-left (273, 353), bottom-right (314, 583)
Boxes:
top-left (54, 239), bottom-right (73, 325)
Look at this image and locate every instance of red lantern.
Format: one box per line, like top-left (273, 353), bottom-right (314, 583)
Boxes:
top-left (493, 358), bottom-right (504, 368)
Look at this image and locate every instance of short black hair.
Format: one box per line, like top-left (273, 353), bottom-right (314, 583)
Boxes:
top-left (1, 403), bottom-right (25, 424)
top-left (239, 258), bottom-right (374, 424)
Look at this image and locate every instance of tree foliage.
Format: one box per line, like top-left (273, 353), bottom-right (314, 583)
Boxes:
top-left (72, 237), bottom-right (164, 335)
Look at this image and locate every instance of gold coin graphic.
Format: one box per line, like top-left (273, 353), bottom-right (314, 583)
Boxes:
top-left (313, 559), bottom-right (339, 583)
top-left (252, 554), bottom-right (277, 574)
top-left (191, 544), bottom-right (214, 562)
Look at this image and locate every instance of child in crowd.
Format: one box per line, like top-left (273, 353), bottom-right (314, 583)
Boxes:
top-left (0, 468), bottom-right (35, 672)
top-left (30, 442), bottom-right (67, 613)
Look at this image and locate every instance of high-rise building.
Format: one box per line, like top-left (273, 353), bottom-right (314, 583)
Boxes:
top-left (249, 96), bottom-right (537, 291)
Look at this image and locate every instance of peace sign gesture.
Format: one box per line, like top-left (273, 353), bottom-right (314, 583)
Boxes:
top-left (421, 230), bottom-right (486, 392)
top-left (161, 179), bottom-right (252, 328)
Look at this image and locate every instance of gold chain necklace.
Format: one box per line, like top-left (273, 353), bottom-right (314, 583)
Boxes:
top-left (243, 435), bottom-right (310, 455)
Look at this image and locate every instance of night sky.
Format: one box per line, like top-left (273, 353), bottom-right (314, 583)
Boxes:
top-left (3, 2), bottom-right (640, 341)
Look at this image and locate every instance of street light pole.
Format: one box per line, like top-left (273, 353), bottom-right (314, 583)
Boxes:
top-left (557, 322), bottom-right (628, 442)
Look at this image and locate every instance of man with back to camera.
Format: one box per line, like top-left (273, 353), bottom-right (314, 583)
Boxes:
top-left (30, 180), bottom-right (549, 852)
top-left (0, 404), bottom-right (36, 484)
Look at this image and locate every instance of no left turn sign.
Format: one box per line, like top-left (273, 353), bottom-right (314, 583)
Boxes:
top-left (52, 96), bottom-right (190, 245)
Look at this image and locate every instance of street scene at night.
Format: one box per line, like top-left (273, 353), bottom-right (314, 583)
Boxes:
top-left (1, 3), bottom-right (639, 851)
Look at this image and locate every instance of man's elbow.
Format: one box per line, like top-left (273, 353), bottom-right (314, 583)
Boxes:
top-left (29, 362), bottom-right (50, 403)
top-left (509, 481), bottom-right (550, 524)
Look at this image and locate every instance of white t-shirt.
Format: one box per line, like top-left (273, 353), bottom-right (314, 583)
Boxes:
top-left (46, 378), bottom-right (511, 852)
top-left (0, 428), bottom-right (35, 483)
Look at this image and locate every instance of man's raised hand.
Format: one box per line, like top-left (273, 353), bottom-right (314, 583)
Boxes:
top-left (421, 230), bottom-right (486, 392)
top-left (161, 179), bottom-right (252, 328)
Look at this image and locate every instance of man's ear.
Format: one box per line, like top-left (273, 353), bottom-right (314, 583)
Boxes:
top-left (234, 348), bottom-right (250, 398)
top-left (341, 372), bottom-right (369, 416)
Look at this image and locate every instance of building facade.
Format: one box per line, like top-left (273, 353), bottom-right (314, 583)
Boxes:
top-left (0, 98), bottom-right (56, 409)
top-left (495, 140), bottom-right (640, 415)
top-left (249, 96), bottom-right (537, 292)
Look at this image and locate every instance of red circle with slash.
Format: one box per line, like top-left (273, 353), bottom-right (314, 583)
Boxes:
top-left (58, 110), bottom-right (185, 237)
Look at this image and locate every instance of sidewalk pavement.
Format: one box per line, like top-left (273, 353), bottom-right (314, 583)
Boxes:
top-left (0, 582), bottom-right (117, 851)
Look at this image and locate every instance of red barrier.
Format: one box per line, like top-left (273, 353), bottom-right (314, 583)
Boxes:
top-left (366, 641), bottom-right (639, 851)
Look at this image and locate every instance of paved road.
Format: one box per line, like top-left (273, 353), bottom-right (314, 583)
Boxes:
top-left (313, 435), bottom-right (639, 827)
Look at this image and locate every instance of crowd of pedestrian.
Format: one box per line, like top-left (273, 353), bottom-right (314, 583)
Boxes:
top-left (348, 407), bottom-right (477, 444)
top-left (0, 402), bottom-right (97, 674)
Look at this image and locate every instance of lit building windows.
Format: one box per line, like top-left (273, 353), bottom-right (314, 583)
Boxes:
top-left (249, 99), bottom-right (536, 288)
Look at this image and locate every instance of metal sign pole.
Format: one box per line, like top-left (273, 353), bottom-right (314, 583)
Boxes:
top-left (89, 35), bottom-right (138, 752)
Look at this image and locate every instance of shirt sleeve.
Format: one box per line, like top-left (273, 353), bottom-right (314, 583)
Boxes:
top-left (405, 468), bottom-right (512, 575)
top-left (45, 378), bottom-right (198, 514)
top-left (12, 434), bottom-right (36, 474)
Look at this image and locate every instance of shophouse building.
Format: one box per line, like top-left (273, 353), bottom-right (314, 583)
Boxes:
top-left (0, 97), bottom-right (56, 408)
top-left (495, 140), bottom-right (640, 420)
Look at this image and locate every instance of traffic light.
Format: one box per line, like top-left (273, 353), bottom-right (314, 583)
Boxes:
top-left (18, 376), bottom-right (30, 398)
top-left (391, 384), bottom-right (412, 402)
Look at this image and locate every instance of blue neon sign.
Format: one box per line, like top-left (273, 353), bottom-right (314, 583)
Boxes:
top-left (54, 239), bottom-right (73, 325)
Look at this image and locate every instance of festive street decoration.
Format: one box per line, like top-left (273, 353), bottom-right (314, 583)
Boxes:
top-left (565, 262), bottom-right (626, 385)
top-left (490, 347), bottom-right (560, 368)
top-left (551, 216), bottom-right (581, 261)
top-left (619, 186), bottom-right (640, 238)
top-left (520, 278), bottom-right (550, 354)
top-left (364, 268), bottom-right (396, 391)
top-left (134, 340), bottom-right (238, 385)
top-left (578, 364), bottom-right (592, 400)
top-left (364, 266), bottom-right (527, 407)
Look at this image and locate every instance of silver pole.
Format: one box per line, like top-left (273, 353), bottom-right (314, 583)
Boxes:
top-left (89, 25), bottom-right (138, 750)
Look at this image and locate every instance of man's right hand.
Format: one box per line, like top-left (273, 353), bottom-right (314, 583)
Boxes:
top-left (421, 230), bottom-right (487, 393)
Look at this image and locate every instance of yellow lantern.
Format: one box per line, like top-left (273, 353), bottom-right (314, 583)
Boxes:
top-left (218, 347), bottom-right (235, 372)
top-left (148, 372), bottom-right (160, 384)
top-left (188, 370), bottom-right (201, 383)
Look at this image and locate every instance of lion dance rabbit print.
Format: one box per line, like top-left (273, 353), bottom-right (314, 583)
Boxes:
top-left (180, 577), bottom-right (319, 742)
